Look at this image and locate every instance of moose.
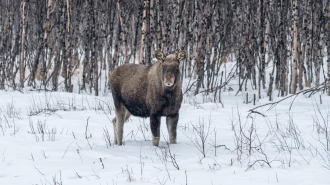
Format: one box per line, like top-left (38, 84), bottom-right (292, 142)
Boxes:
top-left (110, 50), bottom-right (186, 146)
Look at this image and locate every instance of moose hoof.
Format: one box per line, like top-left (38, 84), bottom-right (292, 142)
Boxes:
top-left (170, 140), bottom-right (177, 144)
top-left (152, 137), bottom-right (160, 146)
top-left (114, 138), bottom-right (120, 145)
top-left (116, 139), bottom-right (123, 146)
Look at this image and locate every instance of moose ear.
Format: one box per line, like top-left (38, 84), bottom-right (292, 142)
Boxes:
top-left (154, 50), bottom-right (165, 61)
top-left (176, 51), bottom-right (187, 62)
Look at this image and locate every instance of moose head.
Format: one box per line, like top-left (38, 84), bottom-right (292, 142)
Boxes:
top-left (154, 50), bottom-right (187, 88)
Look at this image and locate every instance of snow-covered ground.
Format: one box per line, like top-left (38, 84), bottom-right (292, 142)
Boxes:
top-left (0, 83), bottom-right (329, 185)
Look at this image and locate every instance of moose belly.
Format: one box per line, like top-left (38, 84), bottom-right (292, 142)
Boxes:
top-left (122, 100), bottom-right (149, 117)
top-left (160, 106), bottom-right (180, 116)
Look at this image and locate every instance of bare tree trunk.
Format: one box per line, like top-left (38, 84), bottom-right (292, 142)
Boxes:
top-left (90, 0), bottom-right (98, 96)
top-left (258, 0), bottom-right (266, 98)
top-left (305, 0), bottom-right (312, 87)
top-left (139, 0), bottom-right (149, 65)
top-left (81, 1), bottom-right (91, 91)
top-left (194, 1), bottom-right (208, 95)
top-left (186, 0), bottom-right (193, 78)
top-left (193, 0), bottom-right (199, 79)
top-left (326, 2), bottom-right (330, 95)
top-left (280, 0), bottom-right (288, 96)
top-left (28, 0), bottom-right (46, 88)
top-left (145, 0), bottom-right (152, 66)
top-left (314, 1), bottom-right (322, 87)
top-left (155, 0), bottom-right (162, 50)
top-left (117, 0), bottom-right (128, 64)
top-left (67, 0), bottom-right (74, 92)
top-left (299, 0), bottom-right (308, 91)
top-left (41, 0), bottom-right (53, 88)
top-left (19, 1), bottom-right (27, 88)
top-left (61, 0), bottom-right (69, 91)
top-left (291, 0), bottom-right (298, 94)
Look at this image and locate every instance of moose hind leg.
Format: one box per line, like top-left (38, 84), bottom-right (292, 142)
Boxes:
top-left (112, 107), bottom-right (130, 145)
top-left (114, 105), bottom-right (125, 145)
top-left (166, 113), bottom-right (179, 144)
top-left (112, 117), bottom-right (118, 145)
top-left (123, 108), bottom-right (131, 123)
top-left (150, 114), bottom-right (161, 146)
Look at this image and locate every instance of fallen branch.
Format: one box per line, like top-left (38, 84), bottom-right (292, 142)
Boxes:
top-left (248, 84), bottom-right (328, 117)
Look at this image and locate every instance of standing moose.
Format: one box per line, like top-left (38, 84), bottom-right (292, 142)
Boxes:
top-left (110, 50), bottom-right (186, 146)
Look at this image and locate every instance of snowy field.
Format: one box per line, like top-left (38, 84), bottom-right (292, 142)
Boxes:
top-left (0, 78), bottom-right (330, 184)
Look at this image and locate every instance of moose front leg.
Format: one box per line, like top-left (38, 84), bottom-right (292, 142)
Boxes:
top-left (166, 113), bottom-right (179, 144)
top-left (150, 114), bottom-right (161, 146)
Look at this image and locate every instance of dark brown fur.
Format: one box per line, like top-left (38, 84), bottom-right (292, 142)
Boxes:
top-left (110, 50), bottom-right (186, 146)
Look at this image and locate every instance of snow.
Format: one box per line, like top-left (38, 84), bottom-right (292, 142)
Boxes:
top-left (0, 83), bottom-right (330, 184)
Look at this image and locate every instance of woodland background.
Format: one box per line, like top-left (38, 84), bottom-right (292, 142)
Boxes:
top-left (0, 0), bottom-right (330, 99)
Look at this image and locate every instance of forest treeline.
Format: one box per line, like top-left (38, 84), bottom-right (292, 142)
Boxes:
top-left (0, 0), bottom-right (329, 100)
